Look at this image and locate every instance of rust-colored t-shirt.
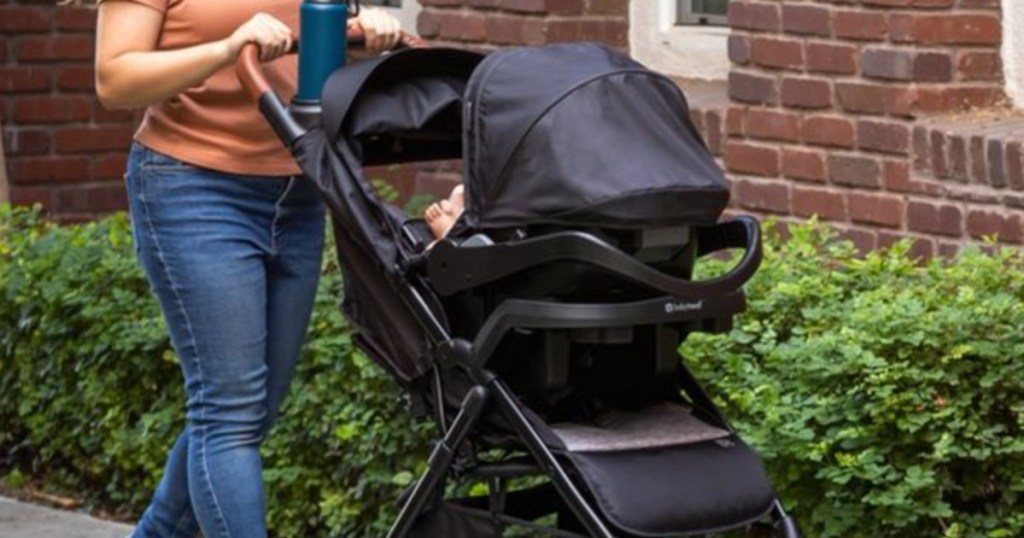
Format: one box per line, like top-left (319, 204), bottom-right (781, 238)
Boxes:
top-left (107, 0), bottom-right (302, 176)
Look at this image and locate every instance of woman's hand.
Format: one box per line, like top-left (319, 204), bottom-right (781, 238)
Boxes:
top-left (350, 7), bottom-right (402, 54)
top-left (226, 13), bottom-right (295, 63)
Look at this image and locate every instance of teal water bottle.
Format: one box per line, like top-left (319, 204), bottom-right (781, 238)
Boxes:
top-left (296, 0), bottom-right (351, 105)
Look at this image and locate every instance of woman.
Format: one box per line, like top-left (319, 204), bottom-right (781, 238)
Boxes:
top-left (94, 2), bottom-right (402, 537)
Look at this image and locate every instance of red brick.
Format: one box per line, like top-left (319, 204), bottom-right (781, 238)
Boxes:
top-left (858, 120), bottom-right (911, 156)
top-left (3, 129), bottom-right (50, 156)
top-left (56, 66), bottom-right (95, 92)
top-left (966, 210), bottom-right (1024, 243)
top-left (970, 135), bottom-right (987, 185)
top-left (782, 4), bottom-right (831, 37)
top-left (781, 77), bottom-right (832, 109)
top-left (0, 67), bottom-right (50, 93)
top-left (803, 116), bottom-right (856, 149)
top-left (914, 87), bottom-right (1004, 114)
top-left (726, 107), bottom-right (745, 137)
top-left (745, 108), bottom-right (801, 142)
top-left (958, 51), bottom-right (1002, 82)
top-left (92, 153), bottom-right (129, 180)
top-left (914, 52), bottom-right (954, 83)
top-left (862, 47), bottom-right (914, 81)
top-left (55, 7), bottom-right (97, 32)
top-left (907, 201), bottom-right (963, 237)
top-left (55, 184), bottom-right (129, 214)
top-left (837, 227), bottom-right (878, 254)
top-left (1007, 141), bottom-right (1024, 191)
top-left (729, 71), bottom-right (778, 106)
top-left (835, 11), bottom-right (888, 41)
top-left (890, 13), bottom-right (1001, 45)
top-left (783, 148), bottom-right (827, 182)
top-left (0, 6), bottom-right (49, 33)
top-left (17, 36), bottom-right (94, 62)
top-left (8, 186), bottom-right (55, 209)
top-left (829, 154), bottom-right (882, 188)
top-left (417, 11), bottom-right (442, 38)
top-left (729, 2), bottom-right (781, 32)
top-left (725, 142), bottom-right (781, 177)
top-left (9, 156), bottom-right (91, 184)
top-left (704, 109), bottom-right (725, 156)
top-left (54, 126), bottom-right (135, 154)
top-left (734, 178), bottom-right (790, 214)
top-left (792, 186), bottom-right (846, 220)
top-left (438, 12), bottom-right (487, 42)
top-left (848, 192), bottom-right (904, 228)
top-left (878, 232), bottom-right (936, 259)
top-left (751, 37), bottom-right (804, 71)
top-left (729, 35), bottom-right (751, 65)
top-left (12, 96), bottom-right (91, 124)
top-left (807, 43), bottom-right (857, 75)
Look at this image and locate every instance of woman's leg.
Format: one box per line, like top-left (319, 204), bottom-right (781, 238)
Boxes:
top-left (125, 144), bottom-right (319, 538)
top-left (259, 178), bottom-right (325, 438)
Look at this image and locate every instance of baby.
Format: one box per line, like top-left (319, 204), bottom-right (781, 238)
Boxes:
top-left (424, 184), bottom-right (465, 239)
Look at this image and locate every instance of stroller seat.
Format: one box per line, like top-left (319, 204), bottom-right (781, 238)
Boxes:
top-left (545, 404), bottom-right (775, 536)
top-left (550, 402), bottom-right (729, 452)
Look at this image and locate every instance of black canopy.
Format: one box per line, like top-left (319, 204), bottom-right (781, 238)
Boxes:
top-left (293, 48), bottom-right (483, 383)
top-left (292, 43), bottom-right (729, 384)
top-left (461, 43), bottom-right (729, 230)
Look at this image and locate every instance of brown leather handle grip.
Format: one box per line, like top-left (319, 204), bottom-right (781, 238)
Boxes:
top-left (236, 28), bottom-right (425, 103)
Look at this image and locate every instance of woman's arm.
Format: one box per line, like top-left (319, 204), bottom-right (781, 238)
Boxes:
top-left (95, 4), bottom-right (294, 110)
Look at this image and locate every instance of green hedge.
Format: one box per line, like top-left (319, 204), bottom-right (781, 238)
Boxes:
top-left (682, 222), bottom-right (1024, 538)
top-left (2, 204), bottom-right (1023, 537)
top-left (0, 204), bottom-right (430, 536)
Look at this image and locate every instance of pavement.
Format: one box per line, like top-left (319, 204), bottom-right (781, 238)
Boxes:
top-left (0, 496), bottom-right (133, 538)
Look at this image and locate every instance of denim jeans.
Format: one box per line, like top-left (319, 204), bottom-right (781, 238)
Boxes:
top-left (124, 143), bottom-right (325, 538)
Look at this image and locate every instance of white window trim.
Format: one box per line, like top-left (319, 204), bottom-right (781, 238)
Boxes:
top-left (365, 0), bottom-right (421, 36)
top-left (1004, 0), bottom-right (1023, 108)
top-left (629, 0), bottom-right (730, 81)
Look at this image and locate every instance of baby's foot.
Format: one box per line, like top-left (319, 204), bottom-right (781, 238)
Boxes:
top-left (425, 199), bottom-right (459, 239)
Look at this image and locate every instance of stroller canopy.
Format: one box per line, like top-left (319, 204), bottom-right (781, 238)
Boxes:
top-left (462, 43), bottom-right (729, 230)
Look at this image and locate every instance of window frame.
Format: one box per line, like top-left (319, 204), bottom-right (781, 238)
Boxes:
top-left (629, 0), bottom-right (730, 81)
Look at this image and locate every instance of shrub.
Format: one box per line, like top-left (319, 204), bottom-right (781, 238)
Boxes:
top-left (3, 205), bottom-right (1023, 537)
top-left (682, 221), bottom-right (1024, 538)
top-left (0, 204), bottom-right (431, 537)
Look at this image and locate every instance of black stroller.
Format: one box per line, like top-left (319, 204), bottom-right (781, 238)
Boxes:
top-left (238, 41), bottom-right (803, 537)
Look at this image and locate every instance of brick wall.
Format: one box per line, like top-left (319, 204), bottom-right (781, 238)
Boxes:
top-left (725, 0), bottom-right (1020, 255)
top-left (1, 2), bottom-right (133, 220)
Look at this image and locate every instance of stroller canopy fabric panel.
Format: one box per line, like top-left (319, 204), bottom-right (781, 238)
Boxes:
top-left (463, 43), bottom-right (729, 229)
top-left (321, 48), bottom-right (484, 165)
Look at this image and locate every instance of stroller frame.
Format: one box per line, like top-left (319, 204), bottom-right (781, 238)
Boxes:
top-left (383, 220), bottom-right (802, 538)
top-left (236, 41), bottom-right (804, 537)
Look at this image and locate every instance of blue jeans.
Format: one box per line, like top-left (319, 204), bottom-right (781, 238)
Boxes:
top-left (124, 143), bottom-right (325, 538)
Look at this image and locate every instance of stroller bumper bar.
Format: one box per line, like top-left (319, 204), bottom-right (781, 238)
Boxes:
top-left (468, 292), bottom-right (745, 369)
top-left (427, 216), bottom-right (763, 299)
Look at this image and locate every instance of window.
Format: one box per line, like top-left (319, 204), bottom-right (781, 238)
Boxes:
top-left (629, 0), bottom-right (730, 81)
top-left (677, 0), bottom-right (728, 26)
top-left (1004, 0), bottom-right (1024, 107)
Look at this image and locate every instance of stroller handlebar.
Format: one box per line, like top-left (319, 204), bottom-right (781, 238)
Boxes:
top-left (235, 28), bottom-right (425, 145)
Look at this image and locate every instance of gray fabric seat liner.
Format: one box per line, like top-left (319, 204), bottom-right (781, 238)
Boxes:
top-left (550, 402), bottom-right (729, 453)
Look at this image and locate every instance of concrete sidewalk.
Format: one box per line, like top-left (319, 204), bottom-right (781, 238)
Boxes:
top-left (0, 496), bottom-right (133, 538)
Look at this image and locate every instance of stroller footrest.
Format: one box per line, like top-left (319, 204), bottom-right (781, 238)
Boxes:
top-left (550, 402), bottom-right (729, 453)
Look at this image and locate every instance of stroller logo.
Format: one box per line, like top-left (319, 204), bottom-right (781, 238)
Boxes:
top-left (664, 300), bottom-right (703, 314)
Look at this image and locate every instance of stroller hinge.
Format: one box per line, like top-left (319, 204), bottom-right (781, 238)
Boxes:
top-left (387, 385), bottom-right (489, 538)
